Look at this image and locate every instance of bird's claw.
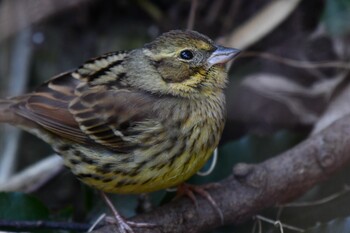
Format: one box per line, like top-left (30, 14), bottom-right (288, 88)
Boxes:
top-left (176, 183), bottom-right (224, 224)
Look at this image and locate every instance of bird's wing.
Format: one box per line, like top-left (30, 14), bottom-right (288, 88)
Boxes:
top-left (69, 87), bottom-right (157, 152)
top-left (15, 51), bottom-right (160, 153)
top-left (15, 71), bottom-right (89, 144)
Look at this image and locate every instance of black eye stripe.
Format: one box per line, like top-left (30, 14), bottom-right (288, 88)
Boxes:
top-left (180, 50), bottom-right (194, 60)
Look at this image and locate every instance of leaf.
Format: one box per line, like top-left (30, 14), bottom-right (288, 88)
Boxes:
top-left (0, 192), bottom-right (49, 220)
top-left (323, 0), bottom-right (350, 35)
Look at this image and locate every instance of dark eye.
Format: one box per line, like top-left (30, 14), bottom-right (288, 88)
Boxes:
top-left (180, 50), bottom-right (194, 60)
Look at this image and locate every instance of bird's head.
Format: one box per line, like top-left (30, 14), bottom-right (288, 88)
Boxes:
top-left (126, 30), bottom-right (240, 98)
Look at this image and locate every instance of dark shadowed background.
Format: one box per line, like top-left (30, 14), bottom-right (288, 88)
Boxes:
top-left (1, 0), bottom-right (350, 232)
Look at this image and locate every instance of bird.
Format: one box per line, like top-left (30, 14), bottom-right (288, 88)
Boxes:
top-left (0, 30), bottom-right (240, 232)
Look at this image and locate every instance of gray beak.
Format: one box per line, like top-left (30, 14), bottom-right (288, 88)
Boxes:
top-left (207, 46), bottom-right (241, 66)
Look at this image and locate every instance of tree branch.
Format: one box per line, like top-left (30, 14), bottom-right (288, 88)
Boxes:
top-left (0, 219), bottom-right (90, 232)
top-left (91, 114), bottom-right (350, 233)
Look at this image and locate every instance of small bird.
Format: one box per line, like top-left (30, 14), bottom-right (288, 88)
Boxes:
top-left (0, 30), bottom-right (240, 232)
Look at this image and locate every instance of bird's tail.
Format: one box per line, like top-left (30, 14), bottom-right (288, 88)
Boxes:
top-left (0, 96), bottom-right (40, 130)
top-left (0, 99), bottom-right (17, 124)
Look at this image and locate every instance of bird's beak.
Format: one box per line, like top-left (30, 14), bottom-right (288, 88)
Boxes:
top-left (207, 46), bottom-right (241, 66)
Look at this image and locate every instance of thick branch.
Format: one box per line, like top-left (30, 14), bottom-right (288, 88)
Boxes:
top-left (92, 114), bottom-right (350, 233)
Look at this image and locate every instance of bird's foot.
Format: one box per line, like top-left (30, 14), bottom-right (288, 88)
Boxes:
top-left (104, 217), bottom-right (156, 233)
top-left (176, 183), bottom-right (224, 224)
top-left (101, 192), bottom-right (156, 233)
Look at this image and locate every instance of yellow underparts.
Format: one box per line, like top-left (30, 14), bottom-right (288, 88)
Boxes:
top-left (63, 146), bottom-right (215, 194)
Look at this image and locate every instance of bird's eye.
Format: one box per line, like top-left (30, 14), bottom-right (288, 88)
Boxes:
top-left (180, 50), bottom-right (194, 60)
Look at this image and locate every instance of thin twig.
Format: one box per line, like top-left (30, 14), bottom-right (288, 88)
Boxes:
top-left (0, 219), bottom-right (92, 232)
top-left (221, 0), bottom-right (241, 33)
top-left (204, 0), bottom-right (224, 25)
top-left (281, 185), bottom-right (350, 207)
top-left (255, 215), bottom-right (304, 232)
top-left (241, 51), bottom-right (350, 69)
top-left (275, 221), bottom-right (284, 233)
top-left (197, 148), bottom-right (218, 176)
top-left (187, 0), bottom-right (198, 30)
top-left (251, 218), bottom-right (262, 233)
top-left (137, 0), bottom-right (163, 23)
top-left (88, 214), bottom-right (107, 232)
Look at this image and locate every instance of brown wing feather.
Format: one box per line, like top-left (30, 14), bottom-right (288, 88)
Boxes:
top-left (69, 87), bottom-right (157, 152)
top-left (15, 72), bottom-right (89, 144)
top-left (13, 50), bottom-right (160, 153)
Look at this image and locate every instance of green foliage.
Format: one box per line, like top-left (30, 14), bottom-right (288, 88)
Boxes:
top-left (0, 192), bottom-right (50, 232)
top-left (323, 0), bottom-right (350, 35)
top-left (0, 192), bottom-right (49, 220)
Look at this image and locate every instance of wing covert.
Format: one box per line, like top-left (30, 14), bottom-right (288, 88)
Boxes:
top-left (69, 88), bottom-right (158, 152)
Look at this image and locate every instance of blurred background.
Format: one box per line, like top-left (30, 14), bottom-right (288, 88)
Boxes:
top-left (1, 0), bottom-right (350, 232)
